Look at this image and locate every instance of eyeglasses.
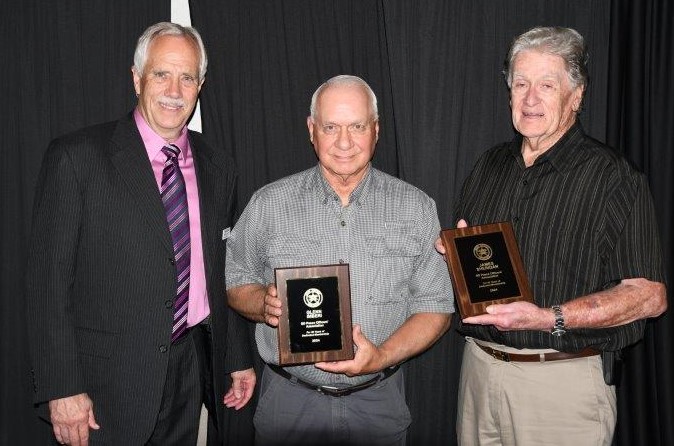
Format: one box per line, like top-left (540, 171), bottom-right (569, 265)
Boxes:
top-left (318, 121), bottom-right (372, 136)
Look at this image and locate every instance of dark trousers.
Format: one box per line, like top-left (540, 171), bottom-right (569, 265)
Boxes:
top-left (147, 323), bottom-right (217, 445)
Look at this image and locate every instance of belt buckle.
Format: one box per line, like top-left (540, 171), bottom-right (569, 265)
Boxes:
top-left (491, 348), bottom-right (510, 362)
top-left (317, 385), bottom-right (348, 397)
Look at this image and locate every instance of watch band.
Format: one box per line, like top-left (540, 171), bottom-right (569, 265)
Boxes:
top-left (551, 305), bottom-right (566, 336)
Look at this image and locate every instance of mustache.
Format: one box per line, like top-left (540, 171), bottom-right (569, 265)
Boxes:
top-left (157, 96), bottom-right (185, 108)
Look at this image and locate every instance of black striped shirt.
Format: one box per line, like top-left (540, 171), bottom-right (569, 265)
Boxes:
top-left (455, 123), bottom-right (665, 352)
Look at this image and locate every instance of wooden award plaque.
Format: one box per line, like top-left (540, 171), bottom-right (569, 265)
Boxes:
top-left (275, 264), bottom-right (354, 366)
top-left (440, 222), bottom-right (533, 318)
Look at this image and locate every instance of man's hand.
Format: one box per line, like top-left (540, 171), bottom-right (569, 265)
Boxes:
top-left (228, 283), bottom-right (283, 324)
top-left (262, 284), bottom-right (282, 327)
top-left (223, 368), bottom-right (256, 410)
top-left (435, 218), bottom-right (468, 255)
top-left (314, 324), bottom-right (385, 377)
top-left (462, 301), bottom-right (553, 331)
top-left (48, 393), bottom-right (99, 445)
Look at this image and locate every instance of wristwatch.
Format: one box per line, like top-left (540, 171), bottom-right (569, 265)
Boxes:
top-left (551, 305), bottom-right (566, 336)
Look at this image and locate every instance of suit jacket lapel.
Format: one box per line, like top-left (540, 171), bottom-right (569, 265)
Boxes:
top-left (191, 134), bottom-right (235, 287)
top-left (108, 114), bottom-right (173, 254)
top-left (192, 137), bottom-right (218, 282)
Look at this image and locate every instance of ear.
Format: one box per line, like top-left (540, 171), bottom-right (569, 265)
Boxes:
top-left (374, 120), bottom-right (380, 142)
top-left (307, 116), bottom-right (315, 144)
top-left (132, 67), bottom-right (141, 96)
top-left (572, 85), bottom-right (585, 112)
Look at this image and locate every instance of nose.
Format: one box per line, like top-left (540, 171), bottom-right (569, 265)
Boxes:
top-left (165, 76), bottom-right (181, 98)
top-left (524, 86), bottom-right (539, 106)
top-left (335, 126), bottom-right (353, 151)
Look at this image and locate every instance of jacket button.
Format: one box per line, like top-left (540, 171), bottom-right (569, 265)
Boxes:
top-left (165, 300), bottom-right (173, 308)
top-left (159, 345), bottom-right (168, 353)
top-left (169, 258), bottom-right (175, 265)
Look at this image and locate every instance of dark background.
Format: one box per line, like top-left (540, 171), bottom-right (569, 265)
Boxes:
top-left (1, 1), bottom-right (671, 444)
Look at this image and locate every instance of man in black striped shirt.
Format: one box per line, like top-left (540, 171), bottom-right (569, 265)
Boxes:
top-left (449, 27), bottom-right (667, 446)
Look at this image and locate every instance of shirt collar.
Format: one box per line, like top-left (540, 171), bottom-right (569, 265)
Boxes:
top-left (133, 108), bottom-right (190, 161)
top-left (509, 121), bottom-right (586, 172)
top-left (310, 163), bottom-right (374, 206)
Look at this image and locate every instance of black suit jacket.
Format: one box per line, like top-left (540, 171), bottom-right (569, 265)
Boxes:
top-left (25, 113), bottom-right (252, 443)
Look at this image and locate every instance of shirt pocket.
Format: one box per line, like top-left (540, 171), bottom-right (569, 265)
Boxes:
top-left (267, 235), bottom-right (320, 270)
top-left (365, 226), bottom-right (421, 304)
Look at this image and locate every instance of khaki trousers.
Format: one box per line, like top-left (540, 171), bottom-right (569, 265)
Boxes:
top-left (457, 338), bottom-right (616, 446)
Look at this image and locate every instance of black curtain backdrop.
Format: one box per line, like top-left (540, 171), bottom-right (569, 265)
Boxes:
top-left (1, 1), bottom-right (671, 445)
top-left (0, 1), bottom-right (169, 444)
top-left (605, 1), bottom-right (674, 444)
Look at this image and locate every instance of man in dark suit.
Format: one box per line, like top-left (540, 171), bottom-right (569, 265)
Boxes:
top-left (25, 22), bottom-right (255, 445)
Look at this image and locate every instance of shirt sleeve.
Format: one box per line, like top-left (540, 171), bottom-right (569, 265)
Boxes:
top-left (603, 170), bottom-right (665, 285)
top-left (226, 190), bottom-right (268, 289)
top-left (407, 195), bottom-right (456, 315)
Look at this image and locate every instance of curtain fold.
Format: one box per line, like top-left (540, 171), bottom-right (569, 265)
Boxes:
top-left (607, 1), bottom-right (674, 445)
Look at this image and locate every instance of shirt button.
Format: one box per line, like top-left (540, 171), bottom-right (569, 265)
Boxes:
top-left (165, 300), bottom-right (173, 309)
top-left (340, 220), bottom-right (346, 227)
top-left (339, 259), bottom-right (345, 264)
top-left (159, 345), bottom-right (168, 353)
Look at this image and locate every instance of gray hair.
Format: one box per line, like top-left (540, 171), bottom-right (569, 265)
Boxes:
top-left (310, 75), bottom-right (379, 121)
top-left (503, 26), bottom-right (588, 91)
top-left (133, 22), bottom-right (208, 82)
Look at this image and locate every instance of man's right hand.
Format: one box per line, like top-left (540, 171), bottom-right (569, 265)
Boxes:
top-left (48, 393), bottom-right (99, 446)
top-left (262, 284), bottom-right (282, 327)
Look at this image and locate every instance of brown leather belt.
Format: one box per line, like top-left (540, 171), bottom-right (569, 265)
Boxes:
top-left (267, 363), bottom-right (399, 397)
top-left (476, 342), bottom-right (600, 363)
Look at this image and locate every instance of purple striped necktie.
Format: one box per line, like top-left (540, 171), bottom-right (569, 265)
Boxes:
top-left (160, 144), bottom-right (190, 343)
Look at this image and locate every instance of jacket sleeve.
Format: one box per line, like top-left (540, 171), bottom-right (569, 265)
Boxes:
top-left (25, 139), bottom-right (86, 404)
top-left (223, 310), bottom-right (254, 373)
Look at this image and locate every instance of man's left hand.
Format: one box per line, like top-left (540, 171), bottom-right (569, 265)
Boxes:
top-left (314, 324), bottom-right (385, 376)
top-left (462, 301), bottom-right (553, 331)
top-left (223, 368), bottom-right (256, 410)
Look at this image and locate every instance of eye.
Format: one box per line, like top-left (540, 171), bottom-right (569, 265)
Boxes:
top-left (349, 123), bottom-right (368, 134)
top-left (152, 71), bottom-right (169, 82)
top-left (322, 125), bottom-right (338, 135)
top-left (180, 74), bottom-right (198, 87)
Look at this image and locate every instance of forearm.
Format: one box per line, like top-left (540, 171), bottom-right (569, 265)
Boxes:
top-left (561, 278), bottom-right (667, 329)
top-left (377, 312), bottom-right (451, 368)
top-left (227, 283), bottom-right (267, 323)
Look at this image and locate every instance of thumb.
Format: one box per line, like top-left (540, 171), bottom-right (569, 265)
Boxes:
top-left (457, 219), bottom-right (468, 228)
top-left (232, 375), bottom-right (243, 398)
top-left (352, 324), bottom-right (365, 346)
top-left (88, 407), bottom-right (100, 430)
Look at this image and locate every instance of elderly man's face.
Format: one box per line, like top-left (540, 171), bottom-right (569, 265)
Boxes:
top-left (133, 35), bottom-right (202, 142)
top-left (307, 85), bottom-right (379, 185)
top-left (510, 50), bottom-right (583, 147)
